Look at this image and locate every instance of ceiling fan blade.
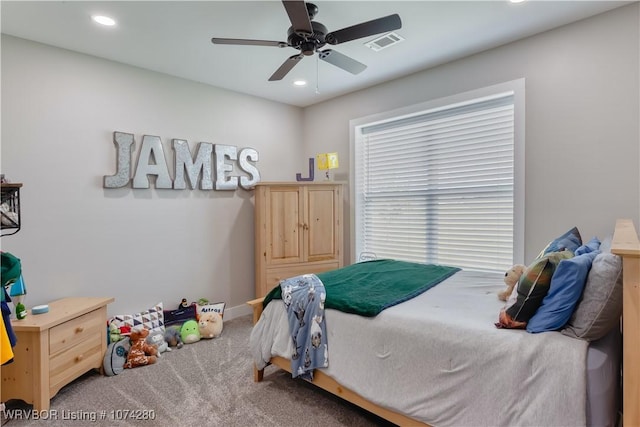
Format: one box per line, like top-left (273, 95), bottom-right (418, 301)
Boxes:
top-left (325, 14), bottom-right (402, 45)
top-left (269, 54), bottom-right (305, 81)
top-left (282, 0), bottom-right (313, 34)
top-left (319, 49), bottom-right (366, 75)
top-left (211, 38), bottom-right (288, 48)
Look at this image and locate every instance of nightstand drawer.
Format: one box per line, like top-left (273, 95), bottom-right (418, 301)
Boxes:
top-left (49, 309), bottom-right (104, 355)
top-left (49, 334), bottom-right (103, 395)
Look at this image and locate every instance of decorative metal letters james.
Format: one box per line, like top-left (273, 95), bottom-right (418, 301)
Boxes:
top-left (104, 132), bottom-right (261, 190)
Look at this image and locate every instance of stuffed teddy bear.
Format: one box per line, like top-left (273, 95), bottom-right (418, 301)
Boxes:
top-left (498, 264), bottom-right (526, 301)
top-left (198, 312), bottom-right (223, 339)
top-left (164, 326), bottom-right (183, 349)
top-left (123, 328), bottom-right (158, 369)
top-left (146, 329), bottom-right (169, 355)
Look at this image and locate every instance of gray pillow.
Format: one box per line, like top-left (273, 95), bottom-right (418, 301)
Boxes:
top-left (561, 251), bottom-right (622, 341)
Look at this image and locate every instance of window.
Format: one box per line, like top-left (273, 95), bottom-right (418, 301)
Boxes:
top-left (350, 80), bottom-right (524, 272)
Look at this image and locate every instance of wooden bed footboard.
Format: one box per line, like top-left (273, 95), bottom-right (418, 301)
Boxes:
top-left (247, 218), bottom-right (640, 427)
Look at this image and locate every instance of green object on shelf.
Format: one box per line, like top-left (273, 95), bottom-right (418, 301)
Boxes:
top-left (15, 302), bottom-right (27, 319)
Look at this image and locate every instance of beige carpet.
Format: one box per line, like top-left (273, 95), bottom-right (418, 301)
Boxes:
top-left (2, 315), bottom-right (394, 426)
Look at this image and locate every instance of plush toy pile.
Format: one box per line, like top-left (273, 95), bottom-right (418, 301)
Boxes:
top-left (104, 298), bottom-right (226, 376)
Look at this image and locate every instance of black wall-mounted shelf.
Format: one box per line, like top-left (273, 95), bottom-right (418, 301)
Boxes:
top-left (1, 183), bottom-right (22, 236)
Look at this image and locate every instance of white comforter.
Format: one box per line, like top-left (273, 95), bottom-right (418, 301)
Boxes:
top-left (250, 270), bottom-right (588, 427)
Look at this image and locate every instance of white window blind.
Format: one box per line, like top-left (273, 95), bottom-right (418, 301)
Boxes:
top-left (354, 94), bottom-right (516, 272)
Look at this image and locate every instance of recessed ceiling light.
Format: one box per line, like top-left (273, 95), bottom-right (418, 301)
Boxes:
top-left (92, 15), bottom-right (116, 26)
top-left (509, 0), bottom-right (526, 3)
top-left (293, 80), bottom-right (307, 87)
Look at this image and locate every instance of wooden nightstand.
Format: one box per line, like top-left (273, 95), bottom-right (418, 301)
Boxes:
top-left (1, 297), bottom-right (114, 411)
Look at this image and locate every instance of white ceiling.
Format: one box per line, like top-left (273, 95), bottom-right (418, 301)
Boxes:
top-left (1, 1), bottom-right (631, 107)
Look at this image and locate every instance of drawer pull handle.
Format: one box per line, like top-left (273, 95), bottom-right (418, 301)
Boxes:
top-left (75, 354), bottom-right (84, 362)
top-left (75, 327), bottom-right (84, 333)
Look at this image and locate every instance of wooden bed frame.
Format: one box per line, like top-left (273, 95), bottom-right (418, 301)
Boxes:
top-left (247, 218), bottom-right (640, 427)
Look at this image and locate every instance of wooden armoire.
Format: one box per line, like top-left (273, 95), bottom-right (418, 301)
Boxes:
top-left (254, 182), bottom-right (343, 298)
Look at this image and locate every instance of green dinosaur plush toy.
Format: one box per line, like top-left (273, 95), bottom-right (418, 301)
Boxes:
top-left (180, 319), bottom-right (201, 344)
top-left (109, 321), bottom-right (122, 343)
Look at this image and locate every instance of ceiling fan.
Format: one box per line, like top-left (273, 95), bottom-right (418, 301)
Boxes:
top-left (211, 0), bottom-right (402, 81)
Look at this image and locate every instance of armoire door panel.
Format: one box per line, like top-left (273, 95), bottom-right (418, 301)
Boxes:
top-left (307, 187), bottom-right (338, 261)
top-left (265, 186), bottom-right (304, 265)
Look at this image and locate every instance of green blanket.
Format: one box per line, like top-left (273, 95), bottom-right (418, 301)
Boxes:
top-left (263, 259), bottom-right (460, 317)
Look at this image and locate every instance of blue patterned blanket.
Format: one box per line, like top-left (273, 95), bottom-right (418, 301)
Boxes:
top-left (280, 274), bottom-right (328, 380)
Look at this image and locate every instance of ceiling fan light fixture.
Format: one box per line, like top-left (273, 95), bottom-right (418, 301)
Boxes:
top-left (293, 80), bottom-right (307, 86)
top-left (92, 15), bottom-right (116, 26)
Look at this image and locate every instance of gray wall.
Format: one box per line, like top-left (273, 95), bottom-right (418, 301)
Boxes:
top-left (302, 3), bottom-right (640, 264)
top-left (1, 35), bottom-right (304, 318)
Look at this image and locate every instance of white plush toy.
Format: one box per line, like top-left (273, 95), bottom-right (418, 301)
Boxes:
top-left (146, 329), bottom-right (169, 355)
top-left (198, 312), bottom-right (223, 339)
top-left (498, 264), bottom-right (526, 301)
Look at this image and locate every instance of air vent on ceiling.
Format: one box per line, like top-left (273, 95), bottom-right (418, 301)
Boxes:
top-left (364, 32), bottom-right (404, 52)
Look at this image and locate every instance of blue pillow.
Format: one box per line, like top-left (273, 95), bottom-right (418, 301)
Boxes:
top-left (574, 237), bottom-right (601, 255)
top-left (541, 226), bottom-right (582, 256)
top-left (526, 250), bottom-right (599, 333)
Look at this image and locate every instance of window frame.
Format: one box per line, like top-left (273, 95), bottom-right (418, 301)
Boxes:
top-left (348, 79), bottom-right (525, 269)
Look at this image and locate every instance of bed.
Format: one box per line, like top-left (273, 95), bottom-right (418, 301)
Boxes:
top-left (247, 219), bottom-right (639, 427)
